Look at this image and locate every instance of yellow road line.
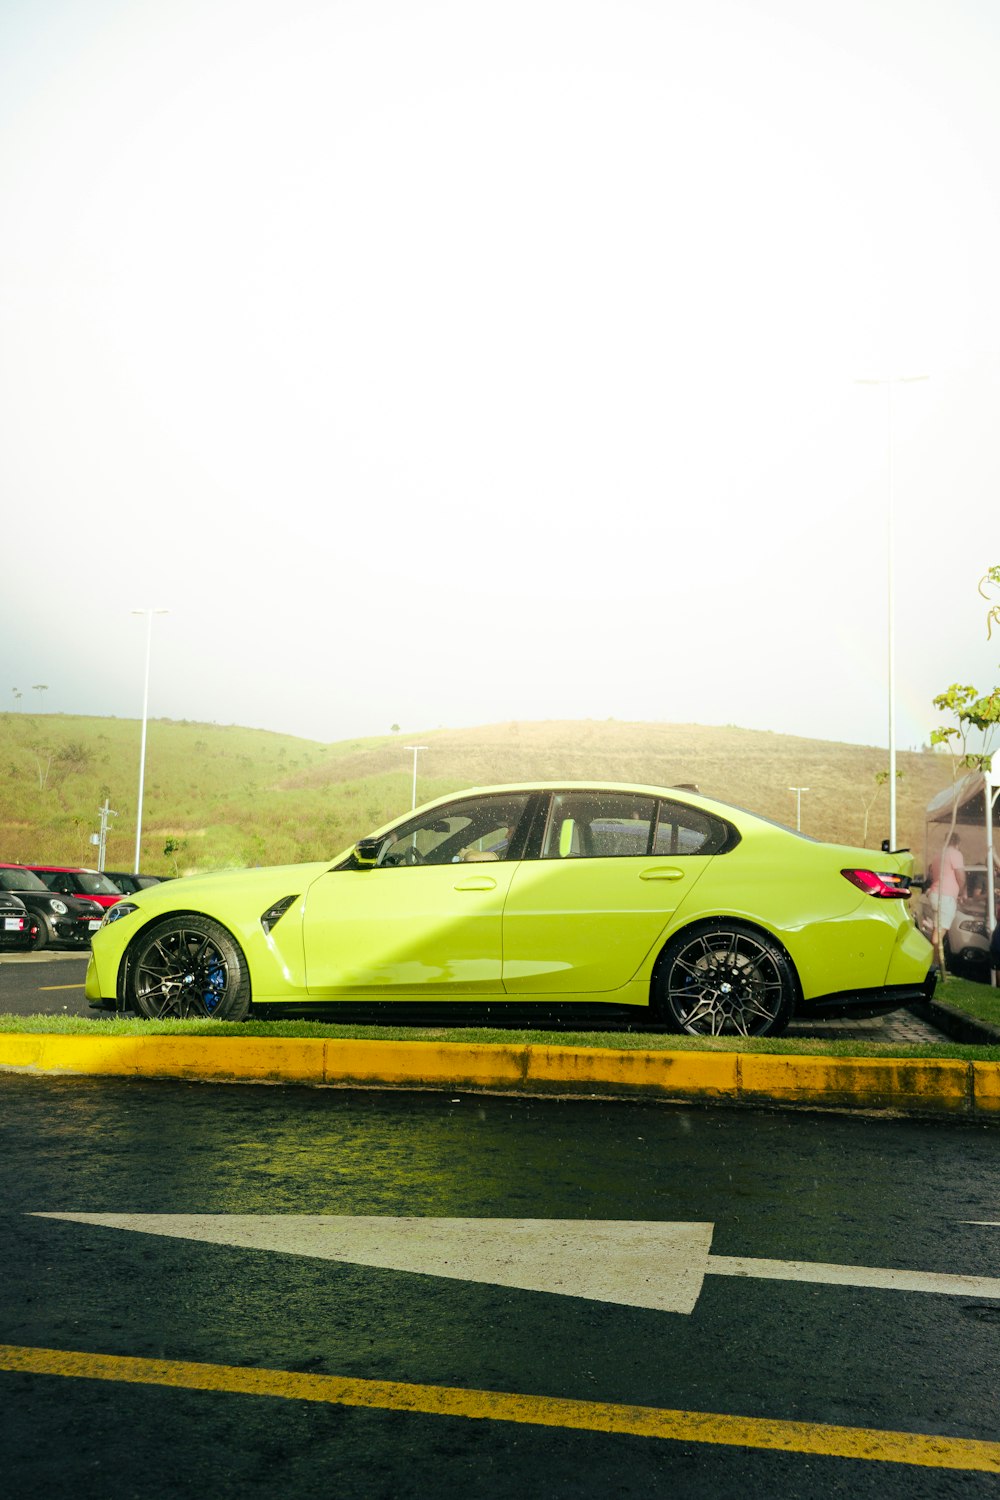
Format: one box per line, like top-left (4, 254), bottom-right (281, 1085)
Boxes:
top-left (38, 984), bottom-right (85, 992)
top-left (1, 1344), bottom-right (997, 1472)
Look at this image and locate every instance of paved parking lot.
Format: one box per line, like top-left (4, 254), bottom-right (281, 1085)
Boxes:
top-left (789, 1008), bottom-right (943, 1044)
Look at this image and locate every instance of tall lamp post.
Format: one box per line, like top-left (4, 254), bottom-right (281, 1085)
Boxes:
top-left (854, 374), bottom-right (928, 850)
top-left (788, 786), bottom-right (809, 832)
top-left (403, 745), bottom-right (428, 810)
top-left (132, 609), bottom-right (169, 873)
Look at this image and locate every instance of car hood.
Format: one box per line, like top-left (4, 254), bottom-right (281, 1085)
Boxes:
top-left (118, 860), bottom-right (339, 914)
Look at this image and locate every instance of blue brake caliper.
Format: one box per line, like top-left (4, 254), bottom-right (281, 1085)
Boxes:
top-left (202, 963), bottom-right (226, 1014)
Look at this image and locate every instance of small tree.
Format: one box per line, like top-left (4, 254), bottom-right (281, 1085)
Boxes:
top-left (979, 564), bottom-right (1000, 639)
top-left (163, 836), bottom-right (187, 876)
top-left (30, 745), bottom-right (54, 791)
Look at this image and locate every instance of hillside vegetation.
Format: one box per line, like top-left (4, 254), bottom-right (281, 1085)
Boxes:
top-left (0, 713), bottom-right (951, 875)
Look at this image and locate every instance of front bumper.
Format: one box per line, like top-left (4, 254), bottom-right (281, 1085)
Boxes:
top-left (52, 917), bottom-right (102, 946)
top-left (0, 923), bottom-right (35, 950)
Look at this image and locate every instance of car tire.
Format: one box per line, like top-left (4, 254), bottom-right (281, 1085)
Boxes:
top-left (126, 915), bottom-right (251, 1021)
top-left (653, 921), bottom-right (795, 1037)
top-left (31, 916), bottom-right (50, 951)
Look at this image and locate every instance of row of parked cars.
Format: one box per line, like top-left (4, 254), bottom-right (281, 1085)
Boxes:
top-left (0, 865), bottom-right (166, 952)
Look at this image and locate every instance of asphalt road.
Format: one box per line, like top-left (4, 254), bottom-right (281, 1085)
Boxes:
top-left (0, 952), bottom-right (93, 1016)
top-left (2, 1074), bottom-right (999, 1498)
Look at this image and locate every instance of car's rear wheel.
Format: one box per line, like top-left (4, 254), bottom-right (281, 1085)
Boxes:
top-left (654, 922), bottom-right (795, 1037)
top-left (126, 915), bottom-right (251, 1021)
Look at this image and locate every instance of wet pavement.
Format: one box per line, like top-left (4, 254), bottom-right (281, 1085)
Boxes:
top-left (2, 1075), bottom-right (999, 1498)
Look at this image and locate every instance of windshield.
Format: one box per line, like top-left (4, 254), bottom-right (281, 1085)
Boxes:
top-left (72, 871), bottom-right (122, 896)
top-left (35, 869), bottom-right (121, 896)
top-left (0, 868), bottom-right (48, 891)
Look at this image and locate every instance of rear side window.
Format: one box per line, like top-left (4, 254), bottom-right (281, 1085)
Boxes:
top-left (653, 799), bottom-right (736, 856)
top-left (541, 793), bottom-right (656, 858)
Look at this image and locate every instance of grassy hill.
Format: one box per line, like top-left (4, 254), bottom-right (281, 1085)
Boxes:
top-left (0, 713), bottom-right (952, 875)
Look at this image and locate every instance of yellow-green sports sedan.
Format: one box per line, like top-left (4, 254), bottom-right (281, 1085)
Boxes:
top-left (87, 782), bottom-right (935, 1037)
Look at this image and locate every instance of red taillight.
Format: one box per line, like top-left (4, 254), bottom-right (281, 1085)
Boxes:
top-left (841, 868), bottom-right (911, 899)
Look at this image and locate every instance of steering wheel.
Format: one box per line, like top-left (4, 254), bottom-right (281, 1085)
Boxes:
top-left (400, 845), bottom-right (425, 865)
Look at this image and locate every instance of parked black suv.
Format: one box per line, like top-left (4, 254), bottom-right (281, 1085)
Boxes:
top-left (0, 865), bottom-right (104, 949)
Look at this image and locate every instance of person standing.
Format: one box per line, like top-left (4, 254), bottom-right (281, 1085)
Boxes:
top-left (923, 831), bottom-right (967, 965)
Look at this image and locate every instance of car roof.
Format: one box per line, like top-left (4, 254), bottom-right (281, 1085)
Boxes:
top-left (424, 780), bottom-right (720, 801)
top-left (25, 864), bottom-right (97, 873)
top-left (369, 780), bottom-right (778, 836)
top-left (405, 780), bottom-right (750, 817)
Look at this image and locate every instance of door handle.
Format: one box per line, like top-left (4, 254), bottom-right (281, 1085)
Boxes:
top-left (454, 877), bottom-right (497, 891)
top-left (639, 867), bottom-right (685, 882)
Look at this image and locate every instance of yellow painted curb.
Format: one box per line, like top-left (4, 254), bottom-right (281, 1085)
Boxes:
top-left (525, 1043), bottom-right (739, 1098)
top-left (972, 1061), bottom-right (1000, 1114)
top-left (327, 1038), bottom-right (527, 1090)
top-left (737, 1054), bottom-right (972, 1115)
top-left (0, 1033), bottom-right (998, 1119)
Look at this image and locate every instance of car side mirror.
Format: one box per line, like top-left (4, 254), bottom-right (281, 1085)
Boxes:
top-left (354, 837), bottom-right (384, 869)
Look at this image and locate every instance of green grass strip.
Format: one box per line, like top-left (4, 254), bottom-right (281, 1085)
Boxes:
top-left (2, 975), bottom-right (996, 1060)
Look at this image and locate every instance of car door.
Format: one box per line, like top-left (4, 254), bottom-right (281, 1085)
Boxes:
top-left (501, 792), bottom-right (723, 995)
top-left (302, 792), bottom-right (531, 997)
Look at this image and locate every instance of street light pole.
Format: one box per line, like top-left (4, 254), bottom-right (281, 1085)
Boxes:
top-left (403, 745), bottom-right (428, 810)
top-left (854, 375), bottom-right (928, 849)
top-left (132, 609), bottom-right (168, 874)
top-left (788, 786), bottom-right (809, 832)
top-left (96, 798), bottom-right (118, 872)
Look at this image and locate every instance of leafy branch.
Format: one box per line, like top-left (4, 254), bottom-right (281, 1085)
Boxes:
top-left (979, 564), bottom-right (1000, 640)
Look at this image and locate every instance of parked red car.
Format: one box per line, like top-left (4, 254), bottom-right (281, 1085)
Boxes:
top-left (26, 865), bottom-right (130, 911)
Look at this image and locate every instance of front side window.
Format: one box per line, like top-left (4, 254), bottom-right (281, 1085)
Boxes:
top-left (72, 871), bottom-right (122, 896)
top-left (377, 794), bottom-right (531, 867)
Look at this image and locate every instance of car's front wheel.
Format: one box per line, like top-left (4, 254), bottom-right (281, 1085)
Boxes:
top-left (654, 922), bottom-right (795, 1037)
top-left (126, 915), bottom-right (251, 1021)
top-left (31, 916), bottom-right (51, 951)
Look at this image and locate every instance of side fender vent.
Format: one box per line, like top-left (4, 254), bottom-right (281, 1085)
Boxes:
top-left (261, 895), bottom-right (299, 935)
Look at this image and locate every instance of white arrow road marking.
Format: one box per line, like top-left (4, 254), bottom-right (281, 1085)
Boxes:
top-left (31, 1215), bottom-right (715, 1315)
top-left (31, 1215), bottom-right (1000, 1314)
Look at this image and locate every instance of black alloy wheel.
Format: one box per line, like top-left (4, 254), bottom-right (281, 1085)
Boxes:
top-left (126, 915), bottom-right (251, 1021)
top-left (656, 922), bottom-right (795, 1037)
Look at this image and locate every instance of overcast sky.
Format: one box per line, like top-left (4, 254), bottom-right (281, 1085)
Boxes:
top-left (1, 0), bottom-right (997, 751)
